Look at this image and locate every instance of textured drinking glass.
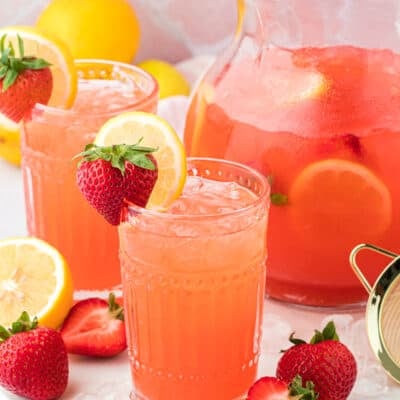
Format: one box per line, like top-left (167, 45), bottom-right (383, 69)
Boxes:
top-left (119, 157), bottom-right (270, 400)
top-left (21, 59), bottom-right (158, 295)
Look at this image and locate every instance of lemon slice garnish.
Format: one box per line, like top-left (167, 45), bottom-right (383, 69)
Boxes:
top-left (95, 111), bottom-right (187, 210)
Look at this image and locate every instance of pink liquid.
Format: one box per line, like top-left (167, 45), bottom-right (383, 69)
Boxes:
top-left (185, 46), bottom-right (400, 306)
top-left (22, 61), bottom-right (158, 294)
top-left (119, 160), bottom-right (269, 400)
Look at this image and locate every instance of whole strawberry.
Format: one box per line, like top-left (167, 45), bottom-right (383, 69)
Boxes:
top-left (276, 321), bottom-right (357, 400)
top-left (0, 312), bottom-right (68, 400)
top-left (0, 34), bottom-right (52, 123)
top-left (76, 142), bottom-right (158, 225)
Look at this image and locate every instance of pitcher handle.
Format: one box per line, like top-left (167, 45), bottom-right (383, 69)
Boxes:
top-left (349, 243), bottom-right (399, 294)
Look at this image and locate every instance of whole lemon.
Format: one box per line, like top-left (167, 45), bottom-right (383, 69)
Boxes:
top-left (36, 0), bottom-right (140, 63)
top-left (138, 59), bottom-right (191, 99)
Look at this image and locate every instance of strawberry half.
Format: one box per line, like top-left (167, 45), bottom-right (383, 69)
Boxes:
top-left (76, 142), bottom-right (158, 225)
top-left (60, 293), bottom-right (127, 357)
top-left (0, 312), bottom-right (68, 400)
top-left (247, 375), bottom-right (317, 400)
top-left (276, 321), bottom-right (357, 400)
top-left (0, 34), bottom-right (52, 123)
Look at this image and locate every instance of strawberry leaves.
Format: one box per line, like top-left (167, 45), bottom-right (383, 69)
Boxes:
top-left (289, 376), bottom-right (318, 400)
top-left (310, 321), bottom-right (339, 344)
top-left (0, 34), bottom-right (51, 91)
top-left (108, 292), bottom-right (124, 321)
top-left (76, 142), bottom-right (157, 174)
top-left (0, 312), bottom-right (38, 343)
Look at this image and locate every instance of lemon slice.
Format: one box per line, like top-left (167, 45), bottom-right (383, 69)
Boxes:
top-left (0, 25), bottom-right (77, 108)
top-left (94, 111), bottom-right (187, 210)
top-left (289, 158), bottom-right (392, 241)
top-left (0, 237), bottom-right (74, 329)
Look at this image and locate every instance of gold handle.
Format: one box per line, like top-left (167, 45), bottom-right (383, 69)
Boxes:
top-left (349, 243), bottom-right (398, 294)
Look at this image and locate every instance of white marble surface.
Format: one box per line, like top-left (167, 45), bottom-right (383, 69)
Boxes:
top-left (1, 141), bottom-right (400, 399)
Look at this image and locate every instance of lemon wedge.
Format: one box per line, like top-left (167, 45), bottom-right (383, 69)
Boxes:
top-left (94, 111), bottom-right (187, 210)
top-left (0, 237), bottom-right (74, 329)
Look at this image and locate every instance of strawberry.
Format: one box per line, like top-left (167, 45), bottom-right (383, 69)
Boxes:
top-left (247, 375), bottom-right (317, 400)
top-left (318, 133), bottom-right (363, 158)
top-left (0, 312), bottom-right (68, 400)
top-left (60, 292), bottom-right (127, 357)
top-left (276, 321), bottom-right (357, 400)
top-left (76, 142), bottom-right (158, 225)
top-left (0, 34), bottom-right (52, 123)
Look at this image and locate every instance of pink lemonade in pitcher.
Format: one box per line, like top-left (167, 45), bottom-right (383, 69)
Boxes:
top-left (119, 158), bottom-right (269, 400)
top-left (185, 46), bottom-right (400, 306)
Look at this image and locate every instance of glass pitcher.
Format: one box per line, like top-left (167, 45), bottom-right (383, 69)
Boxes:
top-left (184, 0), bottom-right (400, 307)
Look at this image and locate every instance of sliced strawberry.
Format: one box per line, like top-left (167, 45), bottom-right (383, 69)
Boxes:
top-left (60, 293), bottom-right (127, 357)
top-left (317, 133), bottom-right (363, 158)
top-left (247, 376), bottom-right (317, 400)
top-left (247, 377), bottom-right (289, 400)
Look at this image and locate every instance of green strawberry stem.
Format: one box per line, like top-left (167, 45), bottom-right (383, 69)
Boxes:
top-left (108, 292), bottom-right (124, 321)
top-left (75, 141), bottom-right (157, 174)
top-left (288, 375), bottom-right (319, 399)
top-left (0, 34), bottom-right (51, 91)
top-left (0, 311), bottom-right (38, 343)
top-left (286, 321), bottom-right (340, 348)
top-left (310, 320), bottom-right (339, 344)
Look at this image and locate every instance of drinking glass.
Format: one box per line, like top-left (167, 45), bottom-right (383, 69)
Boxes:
top-left (119, 157), bottom-right (270, 400)
top-left (21, 59), bottom-right (158, 295)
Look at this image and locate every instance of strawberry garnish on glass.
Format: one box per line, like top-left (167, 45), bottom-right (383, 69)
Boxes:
top-left (0, 312), bottom-right (68, 400)
top-left (276, 321), bottom-right (357, 400)
top-left (60, 292), bottom-right (127, 357)
top-left (75, 142), bottom-right (158, 225)
top-left (0, 34), bottom-right (52, 123)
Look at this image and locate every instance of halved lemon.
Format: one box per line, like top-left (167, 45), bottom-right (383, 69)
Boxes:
top-left (289, 158), bottom-right (392, 242)
top-left (0, 237), bottom-right (74, 329)
top-left (94, 111), bottom-right (187, 210)
top-left (0, 117), bottom-right (21, 165)
top-left (0, 26), bottom-right (78, 165)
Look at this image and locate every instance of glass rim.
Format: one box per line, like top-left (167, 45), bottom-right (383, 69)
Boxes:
top-left (123, 156), bottom-right (271, 221)
top-left (32, 58), bottom-right (159, 117)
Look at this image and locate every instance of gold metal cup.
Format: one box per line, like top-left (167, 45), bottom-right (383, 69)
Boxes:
top-left (350, 243), bottom-right (400, 383)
